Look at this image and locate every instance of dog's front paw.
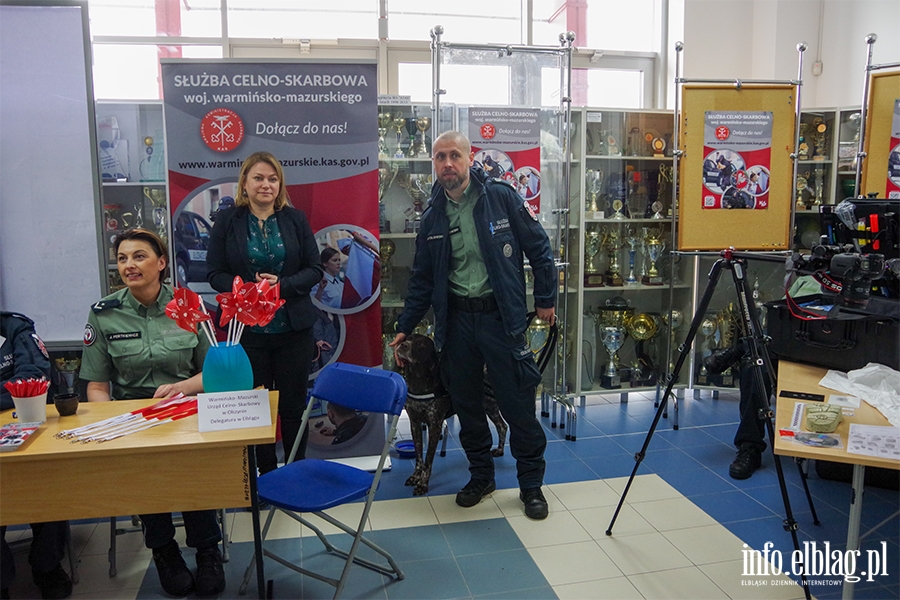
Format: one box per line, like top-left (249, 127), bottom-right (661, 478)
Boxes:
top-left (405, 474), bottom-right (419, 487)
top-left (413, 482), bottom-right (429, 496)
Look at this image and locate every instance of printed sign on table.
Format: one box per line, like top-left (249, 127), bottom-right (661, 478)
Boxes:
top-left (197, 389), bottom-right (272, 433)
top-left (468, 108), bottom-right (542, 213)
top-left (887, 99), bottom-right (900, 200)
top-left (702, 111), bottom-right (773, 210)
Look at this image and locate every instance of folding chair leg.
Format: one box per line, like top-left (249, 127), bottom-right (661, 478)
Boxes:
top-left (218, 509), bottom-right (229, 563)
top-left (65, 522), bottom-right (79, 584)
top-left (439, 422), bottom-right (449, 457)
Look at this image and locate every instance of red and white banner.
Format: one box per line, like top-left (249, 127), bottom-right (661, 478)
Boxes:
top-left (468, 107), bottom-right (542, 213)
top-left (161, 60), bottom-right (381, 373)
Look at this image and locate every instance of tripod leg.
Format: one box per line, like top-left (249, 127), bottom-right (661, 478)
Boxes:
top-left (729, 261), bottom-right (811, 600)
top-left (607, 258), bottom-right (727, 535)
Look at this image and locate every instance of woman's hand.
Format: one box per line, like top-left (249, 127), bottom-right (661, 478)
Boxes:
top-left (256, 272), bottom-right (278, 285)
top-left (153, 382), bottom-right (185, 399)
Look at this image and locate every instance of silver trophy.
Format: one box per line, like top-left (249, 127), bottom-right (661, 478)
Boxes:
top-left (412, 116), bottom-right (431, 158)
top-left (624, 228), bottom-right (639, 285)
top-left (401, 173), bottom-right (431, 233)
top-left (642, 228), bottom-right (664, 285)
top-left (697, 317), bottom-right (717, 385)
top-left (391, 114), bottom-right (407, 159)
top-left (145, 186), bottom-right (168, 243)
top-left (584, 229), bottom-right (604, 287)
top-left (378, 163), bottom-right (398, 233)
top-left (377, 113), bottom-right (392, 160)
top-left (585, 169), bottom-right (604, 216)
top-left (600, 326), bottom-right (625, 389)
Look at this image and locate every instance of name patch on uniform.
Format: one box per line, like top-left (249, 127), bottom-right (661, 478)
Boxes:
top-left (83, 324), bottom-right (96, 346)
top-left (489, 219), bottom-right (510, 235)
top-left (107, 332), bottom-right (141, 341)
top-left (426, 234), bottom-right (444, 241)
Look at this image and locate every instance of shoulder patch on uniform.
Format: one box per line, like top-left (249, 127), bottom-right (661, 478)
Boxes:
top-left (492, 177), bottom-right (517, 190)
top-left (91, 299), bottom-right (122, 313)
top-left (31, 333), bottom-right (49, 359)
top-left (523, 200), bottom-right (539, 221)
top-left (83, 323), bottom-right (96, 346)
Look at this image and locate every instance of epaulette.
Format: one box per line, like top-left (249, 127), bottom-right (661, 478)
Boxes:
top-left (1, 312), bottom-right (34, 325)
top-left (491, 177), bottom-right (517, 191)
top-left (91, 299), bottom-right (122, 313)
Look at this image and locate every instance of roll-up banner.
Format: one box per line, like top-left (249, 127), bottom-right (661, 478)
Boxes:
top-left (160, 60), bottom-right (381, 377)
top-left (468, 107), bottom-right (542, 214)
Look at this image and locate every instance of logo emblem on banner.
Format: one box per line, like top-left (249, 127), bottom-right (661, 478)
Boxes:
top-left (200, 108), bottom-right (245, 152)
top-left (480, 123), bottom-right (496, 140)
top-left (715, 126), bottom-right (730, 141)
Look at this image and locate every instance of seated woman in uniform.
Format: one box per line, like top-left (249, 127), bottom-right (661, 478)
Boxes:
top-left (79, 228), bottom-right (224, 598)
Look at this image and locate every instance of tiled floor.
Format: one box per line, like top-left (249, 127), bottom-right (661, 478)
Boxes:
top-left (5, 390), bottom-right (898, 599)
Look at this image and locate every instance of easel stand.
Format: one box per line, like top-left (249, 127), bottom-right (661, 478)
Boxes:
top-left (605, 249), bottom-right (813, 600)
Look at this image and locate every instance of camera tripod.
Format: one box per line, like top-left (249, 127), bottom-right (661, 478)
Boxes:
top-left (605, 248), bottom-right (816, 600)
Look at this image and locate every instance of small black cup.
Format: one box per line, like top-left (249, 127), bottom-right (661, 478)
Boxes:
top-left (53, 393), bottom-right (80, 417)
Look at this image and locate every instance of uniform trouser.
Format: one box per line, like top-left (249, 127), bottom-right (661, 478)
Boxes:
top-left (0, 521), bottom-right (67, 586)
top-left (242, 327), bottom-right (315, 473)
top-left (139, 511), bottom-right (221, 550)
top-left (733, 356), bottom-right (771, 453)
top-left (442, 308), bottom-right (546, 489)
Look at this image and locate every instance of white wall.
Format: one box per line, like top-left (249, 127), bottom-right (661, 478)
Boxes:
top-left (677, 0), bottom-right (899, 109)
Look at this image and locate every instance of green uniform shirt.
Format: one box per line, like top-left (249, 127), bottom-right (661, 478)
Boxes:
top-left (80, 285), bottom-right (210, 400)
top-left (446, 181), bottom-right (493, 298)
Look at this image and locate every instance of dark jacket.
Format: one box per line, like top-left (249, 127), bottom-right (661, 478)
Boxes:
top-left (207, 205), bottom-right (323, 331)
top-left (397, 167), bottom-right (556, 348)
top-left (1, 312), bottom-right (51, 410)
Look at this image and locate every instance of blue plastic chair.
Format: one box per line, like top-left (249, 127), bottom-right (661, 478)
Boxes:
top-left (238, 363), bottom-right (407, 599)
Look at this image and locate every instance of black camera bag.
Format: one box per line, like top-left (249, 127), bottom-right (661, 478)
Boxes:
top-left (764, 295), bottom-right (899, 372)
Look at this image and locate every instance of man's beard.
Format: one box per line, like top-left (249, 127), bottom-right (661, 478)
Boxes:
top-left (439, 170), bottom-right (466, 191)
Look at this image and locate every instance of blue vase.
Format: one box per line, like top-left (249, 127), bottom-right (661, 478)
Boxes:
top-left (203, 343), bottom-right (254, 393)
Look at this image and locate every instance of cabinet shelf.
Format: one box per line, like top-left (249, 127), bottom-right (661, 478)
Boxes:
top-left (798, 159), bottom-right (832, 165)
top-left (583, 283), bottom-right (690, 292)
top-left (584, 217), bottom-right (672, 224)
top-left (585, 154), bottom-right (672, 161)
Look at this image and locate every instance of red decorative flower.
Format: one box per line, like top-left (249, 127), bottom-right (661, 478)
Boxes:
top-left (257, 282), bottom-right (285, 327)
top-left (165, 287), bottom-right (211, 334)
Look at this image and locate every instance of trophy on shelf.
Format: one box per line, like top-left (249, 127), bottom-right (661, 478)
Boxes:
top-left (798, 122), bottom-right (810, 161)
top-left (604, 228), bottom-right (624, 286)
top-left (144, 186), bottom-right (168, 242)
top-left (610, 198), bottom-right (627, 220)
top-left (402, 173), bottom-right (431, 233)
top-left (600, 326), bottom-right (626, 389)
top-left (624, 228), bottom-right (640, 285)
top-left (696, 317), bottom-right (717, 386)
top-left (98, 115), bottom-right (128, 182)
top-left (709, 304), bottom-right (737, 387)
top-left (377, 113), bottom-right (392, 159)
top-left (104, 204), bottom-right (120, 232)
top-left (378, 163), bottom-right (398, 233)
top-left (651, 136), bottom-right (666, 158)
top-left (139, 135), bottom-right (165, 182)
top-left (133, 202), bottom-right (144, 228)
top-left (642, 228), bottom-right (664, 285)
top-left (585, 169), bottom-right (604, 217)
top-left (656, 164), bottom-right (672, 218)
top-left (626, 313), bottom-right (659, 387)
top-left (391, 114), bottom-right (407, 159)
top-left (796, 171), bottom-right (812, 210)
top-left (813, 167), bottom-right (825, 206)
top-left (604, 131), bottom-right (621, 156)
top-left (379, 239), bottom-right (398, 302)
top-left (412, 116), bottom-right (431, 158)
top-left (54, 357), bottom-right (81, 395)
top-left (583, 228), bottom-right (604, 288)
top-left (812, 117), bottom-right (828, 160)
top-left (405, 119), bottom-right (419, 158)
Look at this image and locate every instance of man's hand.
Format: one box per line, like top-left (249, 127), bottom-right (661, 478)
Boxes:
top-left (388, 333), bottom-right (407, 367)
top-left (536, 306), bottom-right (556, 326)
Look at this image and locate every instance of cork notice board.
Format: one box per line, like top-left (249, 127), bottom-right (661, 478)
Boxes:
top-left (861, 70), bottom-right (900, 198)
top-left (679, 85), bottom-right (796, 251)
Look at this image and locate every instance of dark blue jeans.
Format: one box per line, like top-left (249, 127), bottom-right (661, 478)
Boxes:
top-left (733, 356), bottom-right (772, 452)
top-left (442, 309), bottom-right (546, 489)
top-left (139, 511), bottom-right (221, 550)
top-left (1, 521), bottom-right (66, 586)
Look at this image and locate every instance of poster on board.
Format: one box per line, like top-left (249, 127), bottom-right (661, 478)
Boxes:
top-left (468, 108), bottom-right (542, 213)
top-left (888, 99), bottom-right (900, 200)
top-left (702, 111), bottom-right (773, 210)
top-left (160, 61), bottom-right (381, 376)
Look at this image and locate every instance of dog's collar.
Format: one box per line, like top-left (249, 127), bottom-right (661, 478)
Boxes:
top-left (407, 392), bottom-right (436, 401)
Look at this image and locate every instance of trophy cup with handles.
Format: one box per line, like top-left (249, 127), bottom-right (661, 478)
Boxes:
top-left (377, 113), bottom-right (392, 159)
top-left (391, 114), bottom-right (407, 159)
top-left (600, 326), bottom-right (625, 389)
top-left (642, 228), bottom-right (664, 285)
top-left (626, 313), bottom-right (659, 387)
top-left (583, 228), bottom-right (604, 288)
top-left (412, 116), bottom-right (431, 158)
top-left (696, 317), bottom-right (717, 385)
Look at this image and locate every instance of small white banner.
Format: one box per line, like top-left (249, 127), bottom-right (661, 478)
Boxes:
top-left (197, 389), bottom-right (272, 432)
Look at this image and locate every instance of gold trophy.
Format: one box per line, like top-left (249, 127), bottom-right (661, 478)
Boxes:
top-left (391, 113), bottom-right (407, 159)
top-left (412, 116), bottom-right (431, 158)
top-left (651, 137), bottom-right (666, 158)
top-left (642, 228), bottom-right (664, 285)
top-left (624, 227), bottom-right (639, 285)
top-left (144, 187), bottom-right (168, 242)
top-left (626, 313), bottom-right (659, 387)
top-left (812, 117), bottom-right (828, 160)
top-left (798, 122), bottom-right (810, 161)
top-left (796, 172), bottom-right (811, 210)
top-left (378, 163), bottom-right (398, 233)
top-left (604, 228), bottom-right (623, 286)
top-left (377, 113), bottom-right (392, 159)
top-left (585, 169), bottom-right (604, 217)
top-left (526, 317), bottom-right (551, 361)
top-left (697, 317), bottom-right (717, 385)
top-left (584, 228), bottom-right (604, 287)
top-left (813, 167), bottom-right (825, 206)
top-left (710, 304), bottom-right (737, 387)
top-left (380, 239), bottom-right (398, 301)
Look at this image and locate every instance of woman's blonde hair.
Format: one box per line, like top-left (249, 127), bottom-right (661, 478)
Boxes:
top-left (235, 151), bottom-right (291, 210)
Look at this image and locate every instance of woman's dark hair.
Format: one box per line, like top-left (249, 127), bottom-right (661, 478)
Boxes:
top-left (321, 246), bottom-right (340, 266)
top-left (113, 228), bottom-right (168, 282)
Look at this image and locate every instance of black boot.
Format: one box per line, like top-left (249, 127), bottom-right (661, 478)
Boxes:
top-left (152, 540), bottom-right (193, 597)
top-left (729, 444), bottom-right (762, 480)
top-left (31, 564), bottom-right (72, 600)
top-left (194, 545), bottom-right (225, 597)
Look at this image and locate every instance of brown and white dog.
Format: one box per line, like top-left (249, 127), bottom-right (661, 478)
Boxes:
top-left (396, 334), bottom-right (508, 496)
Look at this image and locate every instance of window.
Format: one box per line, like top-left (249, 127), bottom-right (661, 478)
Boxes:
top-left (532, 0), bottom-right (659, 51)
top-left (88, 0), bottom-right (222, 37)
top-left (226, 0), bottom-right (377, 39)
top-left (399, 63), bottom-right (511, 106)
top-left (93, 45), bottom-right (222, 100)
top-left (389, 0), bottom-right (524, 43)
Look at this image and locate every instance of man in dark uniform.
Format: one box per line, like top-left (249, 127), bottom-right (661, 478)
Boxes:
top-left (0, 312), bottom-right (73, 600)
top-left (390, 131), bottom-right (557, 520)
